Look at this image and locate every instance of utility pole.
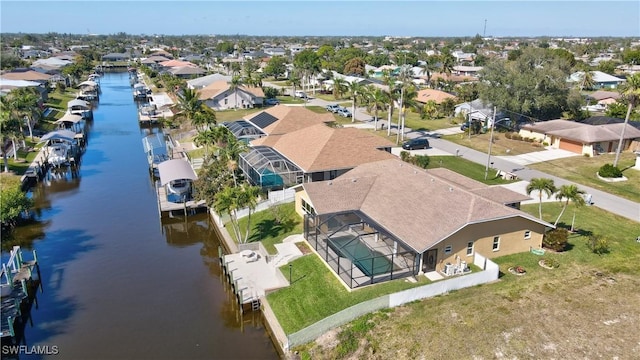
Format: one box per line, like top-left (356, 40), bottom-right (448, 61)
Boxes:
top-left (483, 19), bottom-right (487, 37)
top-left (484, 106), bottom-right (497, 180)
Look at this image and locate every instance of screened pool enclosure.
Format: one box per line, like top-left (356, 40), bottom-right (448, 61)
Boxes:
top-left (238, 146), bottom-right (303, 190)
top-left (304, 211), bottom-right (418, 289)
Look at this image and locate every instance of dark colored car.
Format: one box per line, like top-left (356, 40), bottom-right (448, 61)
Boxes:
top-left (265, 98), bottom-right (280, 105)
top-left (402, 138), bottom-right (430, 150)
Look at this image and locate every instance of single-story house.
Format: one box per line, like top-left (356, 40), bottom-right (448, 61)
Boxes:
top-left (586, 90), bottom-right (621, 107)
top-left (296, 158), bottom-right (551, 288)
top-left (240, 124), bottom-right (395, 189)
top-left (0, 69), bottom-right (52, 84)
top-left (198, 80), bottom-right (265, 110)
top-left (168, 65), bottom-right (206, 79)
top-left (452, 65), bottom-right (483, 77)
top-left (264, 47), bottom-right (286, 57)
top-left (415, 89), bottom-right (457, 105)
top-left (569, 71), bottom-right (626, 89)
top-left (186, 73), bottom-right (232, 90)
top-left (454, 99), bottom-right (495, 123)
top-left (519, 119), bottom-right (640, 156)
top-left (102, 53), bottom-right (130, 62)
top-left (223, 105), bottom-right (335, 143)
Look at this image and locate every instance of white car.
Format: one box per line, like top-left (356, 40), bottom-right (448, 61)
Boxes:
top-left (294, 90), bottom-right (307, 99)
top-left (337, 108), bottom-right (352, 117)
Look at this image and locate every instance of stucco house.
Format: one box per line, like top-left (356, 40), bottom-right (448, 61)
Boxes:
top-left (295, 158), bottom-right (551, 288)
top-left (198, 80), bottom-right (265, 110)
top-left (415, 88), bottom-right (457, 105)
top-left (519, 119), bottom-right (640, 156)
top-left (239, 123), bottom-right (395, 189)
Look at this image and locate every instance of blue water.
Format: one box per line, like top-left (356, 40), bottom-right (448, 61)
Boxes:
top-left (2, 73), bottom-right (278, 359)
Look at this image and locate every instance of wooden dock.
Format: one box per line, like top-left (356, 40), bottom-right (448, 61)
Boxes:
top-left (156, 184), bottom-right (207, 216)
top-left (1, 246), bottom-right (41, 343)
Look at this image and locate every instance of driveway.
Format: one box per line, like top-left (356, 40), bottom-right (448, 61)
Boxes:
top-left (494, 148), bottom-right (580, 166)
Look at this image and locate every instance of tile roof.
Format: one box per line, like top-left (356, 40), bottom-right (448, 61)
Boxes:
top-left (587, 90), bottom-right (621, 101)
top-left (415, 88), bottom-right (457, 104)
top-left (525, 120), bottom-right (640, 143)
top-left (304, 159), bottom-right (549, 252)
top-left (520, 119), bottom-right (584, 133)
top-left (252, 124), bottom-right (395, 172)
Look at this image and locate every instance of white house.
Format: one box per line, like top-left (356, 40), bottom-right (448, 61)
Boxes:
top-left (569, 71), bottom-right (626, 89)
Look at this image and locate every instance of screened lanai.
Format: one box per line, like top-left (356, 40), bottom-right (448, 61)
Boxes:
top-left (304, 211), bottom-right (418, 289)
top-left (238, 146), bottom-right (303, 190)
top-left (222, 120), bottom-right (264, 142)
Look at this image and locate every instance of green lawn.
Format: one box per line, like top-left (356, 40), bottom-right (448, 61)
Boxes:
top-left (426, 156), bottom-right (515, 185)
top-left (529, 152), bottom-right (639, 203)
top-left (268, 254), bottom-right (430, 334)
top-left (224, 202), bottom-right (303, 254)
top-left (214, 108), bottom-right (260, 122)
top-left (443, 131), bottom-right (547, 156)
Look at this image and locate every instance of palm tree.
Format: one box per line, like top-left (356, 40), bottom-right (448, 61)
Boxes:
top-left (613, 73), bottom-right (640, 167)
top-left (579, 71), bottom-right (595, 91)
top-left (229, 75), bottom-right (244, 110)
top-left (419, 55), bottom-right (439, 88)
top-left (439, 52), bottom-right (455, 79)
top-left (193, 128), bottom-right (217, 158)
top-left (382, 70), bottom-right (400, 137)
top-left (332, 77), bottom-right (347, 100)
top-left (239, 184), bottom-right (261, 243)
top-left (190, 108), bottom-right (216, 132)
top-left (365, 86), bottom-right (387, 131)
top-left (526, 178), bottom-right (557, 220)
top-left (348, 81), bottom-right (363, 123)
top-left (554, 184), bottom-right (586, 228)
top-left (176, 87), bottom-right (203, 125)
top-left (287, 70), bottom-right (301, 98)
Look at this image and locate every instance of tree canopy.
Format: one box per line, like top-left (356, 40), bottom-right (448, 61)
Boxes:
top-left (478, 47), bottom-right (572, 120)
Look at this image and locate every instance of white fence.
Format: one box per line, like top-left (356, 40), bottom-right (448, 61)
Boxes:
top-left (285, 253), bottom-right (499, 350)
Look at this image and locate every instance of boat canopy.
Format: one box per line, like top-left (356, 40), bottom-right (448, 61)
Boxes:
top-left (68, 99), bottom-right (90, 109)
top-left (56, 113), bottom-right (83, 124)
top-left (78, 80), bottom-right (98, 87)
top-left (158, 159), bottom-right (197, 186)
top-left (39, 129), bottom-right (76, 143)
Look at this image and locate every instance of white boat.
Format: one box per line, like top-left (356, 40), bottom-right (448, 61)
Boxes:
top-left (167, 179), bottom-right (191, 196)
top-left (47, 143), bottom-right (69, 166)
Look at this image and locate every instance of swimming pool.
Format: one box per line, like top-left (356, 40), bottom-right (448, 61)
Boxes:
top-left (328, 235), bottom-right (392, 277)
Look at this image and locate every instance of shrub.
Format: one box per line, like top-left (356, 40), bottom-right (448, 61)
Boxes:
top-left (413, 155), bottom-right (430, 169)
top-left (541, 258), bottom-right (559, 268)
top-left (598, 164), bottom-right (623, 178)
top-left (588, 234), bottom-right (610, 255)
top-left (511, 133), bottom-right (522, 141)
top-left (504, 132), bottom-right (513, 139)
top-left (543, 228), bottom-right (569, 251)
top-left (400, 151), bottom-right (411, 162)
top-left (542, 141), bottom-right (549, 146)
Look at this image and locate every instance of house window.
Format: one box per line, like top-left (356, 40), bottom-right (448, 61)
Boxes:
top-left (524, 230), bottom-right (531, 240)
top-left (444, 245), bottom-right (452, 255)
top-left (301, 198), bottom-right (315, 215)
top-left (492, 236), bottom-right (500, 251)
top-left (224, 99), bottom-right (228, 105)
top-left (466, 241), bottom-right (474, 256)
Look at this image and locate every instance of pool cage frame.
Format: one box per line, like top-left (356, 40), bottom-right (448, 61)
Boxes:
top-left (238, 146), bottom-right (304, 190)
top-left (304, 211), bottom-right (419, 289)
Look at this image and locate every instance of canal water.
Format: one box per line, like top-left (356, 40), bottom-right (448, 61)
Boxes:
top-left (3, 73), bottom-right (278, 359)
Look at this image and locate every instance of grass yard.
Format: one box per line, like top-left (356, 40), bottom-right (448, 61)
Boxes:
top-left (443, 131), bottom-right (547, 156)
top-left (224, 202), bottom-right (303, 254)
top-left (529, 152), bottom-right (639, 203)
top-left (267, 254), bottom-right (430, 334)
top-left (214, 108), bottom-right (260, 122)
top-left (296, 203), bottom-right (640, 359)
top-left (426, 156), bottom-right (515, 185)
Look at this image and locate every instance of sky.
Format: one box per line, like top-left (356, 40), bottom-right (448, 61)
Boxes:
top-left (1, 1), bottom-right (639, 38)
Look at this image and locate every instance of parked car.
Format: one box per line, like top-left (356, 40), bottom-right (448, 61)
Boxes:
top-left (265, 98), bottom-right (280, 105)
top-left (337, 108), bottom-right (352, 117)
top-left (294, 90), bottom-right (307, 99)
top-left (326, 104), bottom-right (340, 112)
top-left (402, 138), bottom-right (430, 150)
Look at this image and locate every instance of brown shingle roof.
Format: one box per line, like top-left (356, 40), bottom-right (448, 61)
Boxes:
top-left (547, 123), bottom-right (640, 143)
top-left (521, 119), bottom-right (584, 133)
top-left (253, 124), bottom-right (395, 172)
top-left (245, 106), bottom-right (335, 135)
top-left (1, 70), bottom-right (52, 81)
top-left (588, 90), bottom-right (621, 101)
top-left (415, 89), bottom-right (457, 104)
top-left (304, 159), bottom-right (549, 252)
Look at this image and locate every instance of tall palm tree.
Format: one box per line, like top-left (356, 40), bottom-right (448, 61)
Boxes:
top-left (366, 86), bottom-right (387, 131)
top-left (613, 73), bottom-right (640, 167)
top-left (526, 178), bottom-right (557, 220)
top-left (439, 51), bottom-right (455, 79)
top-left (193, 128), bottom-right (217, 158)
top-left (287, 70), bottom-right (301, 98)
top-left (229, 75), bottom-right (244, 110)
top-left (419, 55), bottom-right (439, 88)
top-left (554, 184), bottom-right (586, 227)
top-left (382, 70), bottom-right (399, 137)
top-left (348, 81), bottom-right (363, 123)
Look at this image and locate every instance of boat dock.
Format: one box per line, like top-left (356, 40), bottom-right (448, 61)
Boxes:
top-left (156, 184), bottom-right (207, 215)
top-left (1, 246), bottom-right (41, 344)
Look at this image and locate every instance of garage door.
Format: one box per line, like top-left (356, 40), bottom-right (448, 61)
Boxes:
top-left (559, 139), bottom-right (583, 154)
